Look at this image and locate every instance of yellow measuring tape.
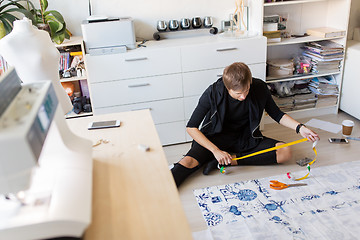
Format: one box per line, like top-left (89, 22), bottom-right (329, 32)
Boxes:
top-left (219, 138), bottom-right (317, 181)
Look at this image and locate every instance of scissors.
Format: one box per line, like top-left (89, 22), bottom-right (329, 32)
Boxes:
top-left (270, 180), bottom-right (307, 190)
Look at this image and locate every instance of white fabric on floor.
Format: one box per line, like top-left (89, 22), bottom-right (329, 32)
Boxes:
top-left (194, 161), bottom-right (360, 240)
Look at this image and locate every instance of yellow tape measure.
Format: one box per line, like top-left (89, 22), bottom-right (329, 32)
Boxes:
top-left (219, 138), bottom-right (317, 181)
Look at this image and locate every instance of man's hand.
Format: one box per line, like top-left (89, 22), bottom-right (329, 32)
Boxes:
top-left (213, 149), bottom-right (233, 165)
top-left (300, 126), bottom-right (320, 142)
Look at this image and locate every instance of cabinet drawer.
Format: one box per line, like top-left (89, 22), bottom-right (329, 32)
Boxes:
top-left (155, 121), bottom-right (186, 145)
top-left (183, 63), bottom-right (266, 97)
top-left (184, 96), bottom-right (200, 120)
top-left (181, 36), bottom-right (266, 72)
top-left (85, 47), bottom-right (181, 83)
top-left (94, 98), bottom-right (185, 124)
top-left (91, 74), bottom-right (183, 108)
top-left (183, 69), bottom-right (223, 97)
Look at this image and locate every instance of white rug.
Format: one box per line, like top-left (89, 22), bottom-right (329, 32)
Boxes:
top-left (193, 161), bottom-right (360, 240)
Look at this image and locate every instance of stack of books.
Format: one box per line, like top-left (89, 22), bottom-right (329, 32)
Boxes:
top-left (59, 52), bottom-right (71, 72)
top-left (302, 41), bottom-right (344, 73)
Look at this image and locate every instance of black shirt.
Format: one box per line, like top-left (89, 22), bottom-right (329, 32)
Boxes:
top-left (222, 94), bottom-right (249, 134)
top-left (186, 78), bottom-right (285, 150)
top-left (187, 91), bottom-right (252, 150)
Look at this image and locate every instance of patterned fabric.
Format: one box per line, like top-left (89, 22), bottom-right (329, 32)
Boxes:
top-left (194, 161), bottom-right (360, 240)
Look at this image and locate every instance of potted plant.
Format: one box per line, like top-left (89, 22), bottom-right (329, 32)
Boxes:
top-left (0, 0), bottom-right (35, 39)
top-left (26, 0), bottom-right (71, 44)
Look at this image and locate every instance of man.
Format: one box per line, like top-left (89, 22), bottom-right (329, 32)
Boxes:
top-left (171, 62), bottom-right (319, 187)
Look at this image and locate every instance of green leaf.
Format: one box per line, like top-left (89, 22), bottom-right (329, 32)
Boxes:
top-left (48, 19), bottom-right (63, 34)
top-left (1, 12), bottom-right (18, 24)
top-left (4, 8), bottom-right (35, 23)
top-left (45, 10), bottom-right (64, 23)
top-left (0, 17), bottom-right (13, 34)
top-left (52, 32), bottom-right (64, 44)
top-left (40, 0), bottom-right (48, 12)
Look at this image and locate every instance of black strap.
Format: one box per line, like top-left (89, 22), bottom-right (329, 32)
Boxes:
top-left (296, 123), bottom-right (305, 134)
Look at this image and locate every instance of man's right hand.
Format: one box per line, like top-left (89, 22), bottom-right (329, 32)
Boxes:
top-left (213, 149), bottom-right (233, 165)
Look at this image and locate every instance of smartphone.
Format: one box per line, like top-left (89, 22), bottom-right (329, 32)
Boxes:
top-left (88, 120), bottom-right (120, 130)
top-left (328, 138), bottom-right (349, 144)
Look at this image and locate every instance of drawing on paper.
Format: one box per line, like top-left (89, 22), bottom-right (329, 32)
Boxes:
top-left (193, 161), bottom-right (360, 239)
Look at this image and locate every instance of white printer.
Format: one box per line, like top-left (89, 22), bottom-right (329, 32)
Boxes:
top-left (81, 17), bottom-right (136, 55)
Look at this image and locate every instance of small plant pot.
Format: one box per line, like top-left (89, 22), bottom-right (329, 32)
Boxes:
top-left (37, 23), bottom-right (50, 34)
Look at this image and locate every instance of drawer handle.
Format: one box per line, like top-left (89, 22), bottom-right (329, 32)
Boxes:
top-left (128, 83), bottom-right (150, 88)
top-left (131, 107), bottom-right (152, 111)
top-left (217, 74), bottom-right (223, 77)
top-left (125, 57), bottom-right (148, 62)
top-left (216, 47), bottom-right (237, 52)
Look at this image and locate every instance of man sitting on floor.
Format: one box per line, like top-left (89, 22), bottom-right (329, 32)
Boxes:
top-left (171, 62), bottom-right (319, 187)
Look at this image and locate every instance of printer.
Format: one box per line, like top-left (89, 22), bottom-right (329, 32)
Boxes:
top-left (81, 17), bottom-right (136, 56)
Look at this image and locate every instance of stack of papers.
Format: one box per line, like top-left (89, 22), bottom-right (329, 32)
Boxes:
top-left (293, 93), bottom-right (317, 110)
top-left (272, 95), bottom-right (294, 112)
top-left (309, 76), bottom-right (339, 95)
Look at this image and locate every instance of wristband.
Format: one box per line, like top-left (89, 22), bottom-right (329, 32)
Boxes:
top-left (296, 123), bottom-right (305, 134)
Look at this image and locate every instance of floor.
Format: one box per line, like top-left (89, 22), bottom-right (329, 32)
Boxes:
top-left (163, 111), bottom-right (360, 233)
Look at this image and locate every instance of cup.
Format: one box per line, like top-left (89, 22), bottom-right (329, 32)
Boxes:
top-left (203, 16), bottom-right (213, 28)
top-left (342, 120), bottom-right (354, 136)
top-left (192, 17), bottom-right (202, 28)
top-left (168, 20), bottom-right (179, 31)
top-left (157, 20), bottom-right (167, 32)
top-left (180, 18), bottom-right (191, 30)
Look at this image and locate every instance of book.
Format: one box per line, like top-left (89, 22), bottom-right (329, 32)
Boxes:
top-left (306, 27), bottom-right (346, 38)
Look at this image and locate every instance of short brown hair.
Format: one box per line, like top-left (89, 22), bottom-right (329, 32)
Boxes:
top-left (222, 62), bottom-right (252, 91)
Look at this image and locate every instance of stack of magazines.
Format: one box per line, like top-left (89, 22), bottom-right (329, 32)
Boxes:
top-left (309, 76), bottom-right (339, 108)
top-left (302, 41), bottom-right (344, 73)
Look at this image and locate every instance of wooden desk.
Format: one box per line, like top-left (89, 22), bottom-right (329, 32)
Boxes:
top-left (67, 110), bottom-right (192, 240)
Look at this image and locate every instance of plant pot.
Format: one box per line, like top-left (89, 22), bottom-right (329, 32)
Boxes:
top-left (37, 23), bottom-right (51, 34)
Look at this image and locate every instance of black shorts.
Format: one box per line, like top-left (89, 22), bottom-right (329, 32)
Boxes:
top-left (185, 136), bottom-right (281, 166)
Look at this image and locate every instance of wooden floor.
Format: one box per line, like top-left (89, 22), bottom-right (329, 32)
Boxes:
top-left (163, 111), bottom-right (360, 233)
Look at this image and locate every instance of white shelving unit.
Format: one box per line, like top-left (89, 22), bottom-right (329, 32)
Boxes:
top-left (55, 36), bottom-right (93, 119)
top-left (259, 0), bottom-right (352, 122)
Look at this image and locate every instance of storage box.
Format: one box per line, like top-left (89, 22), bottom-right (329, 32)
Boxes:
top-left (267, 59), bottom-right (294, 77)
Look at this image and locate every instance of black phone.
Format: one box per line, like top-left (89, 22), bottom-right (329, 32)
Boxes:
top-left (88, 120), bottom-right (120, 130)
top-left (328, 138), bottom-right (349, 144)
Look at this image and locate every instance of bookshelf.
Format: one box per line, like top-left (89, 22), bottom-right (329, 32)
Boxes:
top-left (55, 36), bottom-right (93, 119)
top-left (260, 0), bottom-right (352, 120)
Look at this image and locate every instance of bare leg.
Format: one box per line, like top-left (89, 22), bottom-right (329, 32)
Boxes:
top-left (179, 156), bottom-right (200, 168)
top-left (275, 142), bottom-right (292, 163)
top-left (232, 142), bottom-right (292, 166)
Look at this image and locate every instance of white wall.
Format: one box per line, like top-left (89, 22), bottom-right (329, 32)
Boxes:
top-left (47, 0), bottom-right (262, 40)
top-left (348, 0), bottom-right (360, 40)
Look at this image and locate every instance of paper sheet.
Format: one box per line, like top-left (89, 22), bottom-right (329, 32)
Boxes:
top-left (194, 161), bottom-right (360, 240)
top-left (305, 118), bottom-right (342, 134)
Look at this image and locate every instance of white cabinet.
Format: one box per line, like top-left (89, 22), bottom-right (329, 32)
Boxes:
top-left (260, 0), bottom-right (351, 122)
top-left (340, 40), bottom-right (360, 120)
top-left (85, 35), bottom-right (266, 145)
